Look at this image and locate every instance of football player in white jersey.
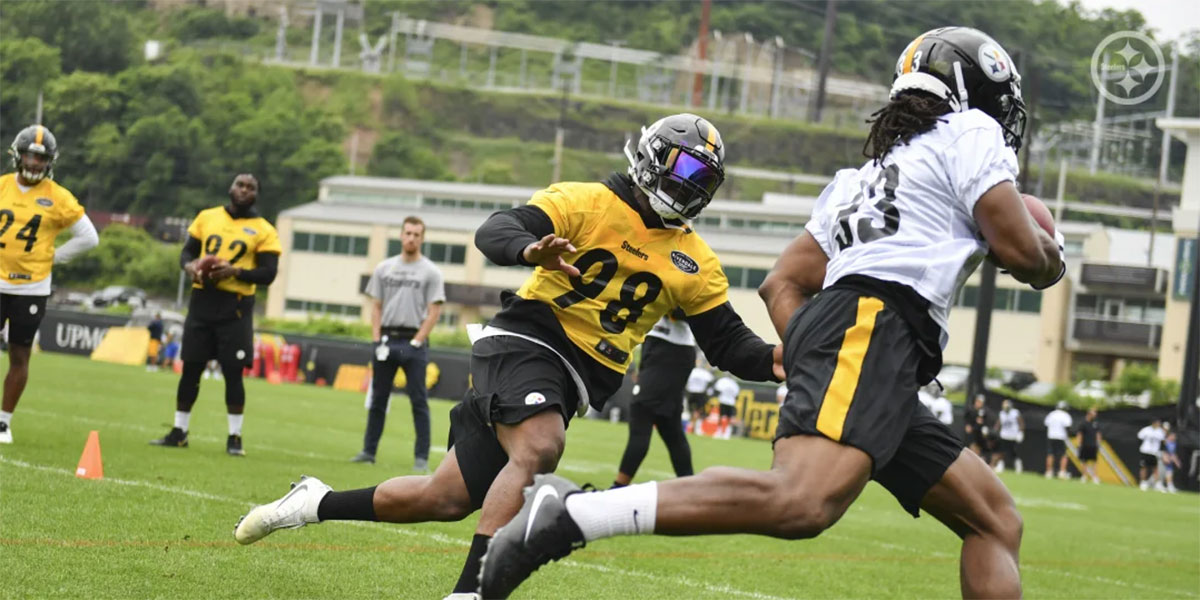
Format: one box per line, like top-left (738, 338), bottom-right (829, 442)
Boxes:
top-left (480, 27), bottom-right (1064, 599)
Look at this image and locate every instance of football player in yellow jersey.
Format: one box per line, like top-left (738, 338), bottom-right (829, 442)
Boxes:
top-left (151, 174), bottom-right (281, 456)
top-left (0, 125), bottom-right (99, 444)
top-left (234, 114), bottom-right (783, 597)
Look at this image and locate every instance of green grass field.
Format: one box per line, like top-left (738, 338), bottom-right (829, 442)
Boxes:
top-left (1, 353), bottom-right (1196, 599)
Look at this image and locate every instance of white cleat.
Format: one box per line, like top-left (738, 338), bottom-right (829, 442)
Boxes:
top-left (234, 476), bottom-right (331, 545)
top-left (443, 594), bottom-right (481, 600)
top-left (0, 422), bottom-right (11, 444)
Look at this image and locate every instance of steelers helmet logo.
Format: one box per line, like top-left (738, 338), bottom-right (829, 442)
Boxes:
top-left (236, 349), bottom-right (246, 360)
top-left (978, 43), bottom-right (1013, 82)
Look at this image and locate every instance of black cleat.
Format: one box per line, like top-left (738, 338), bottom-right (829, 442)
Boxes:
top-left (478, 473), bottom-right (587, 598)
top-left (149, 427), bottom-right (188, 448)
top-left (349, 451), bottom-right (376, 464)
top-left (226, 434), bottom-right (245, 456)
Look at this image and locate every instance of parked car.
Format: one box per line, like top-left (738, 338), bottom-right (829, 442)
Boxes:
top-left (938, 365), bottom-right (970, 392)
top-left (1074, 380), bottom-right (1108, 401)
top-left (90, 286), bottom-right (147, 309)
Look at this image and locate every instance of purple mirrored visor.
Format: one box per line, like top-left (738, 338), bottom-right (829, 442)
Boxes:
top-left (665, 148), bottom-right (723, 195)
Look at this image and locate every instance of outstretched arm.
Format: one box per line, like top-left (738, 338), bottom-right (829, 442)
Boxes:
top-left (687, 303), bottom-right (780, 382)
top-left (757, 231), bottom-right (828, 339)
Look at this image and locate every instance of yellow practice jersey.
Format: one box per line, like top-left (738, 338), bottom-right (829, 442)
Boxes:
top-left (0, 173), bottom-right (86, 285)
top-left (188, 206), bottom-right (281, 296)
top-left (517, 181), bottom-right (729, 373)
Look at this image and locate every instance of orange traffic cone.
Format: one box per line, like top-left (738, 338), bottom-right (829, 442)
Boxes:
top-left (75, 430), bottom-right (103, 480)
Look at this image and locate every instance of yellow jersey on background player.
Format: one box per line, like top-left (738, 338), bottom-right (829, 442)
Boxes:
top-left (187, 206), bottom-right (281, 296)
top-left (519, 181), bottom-right (728, 373)
top-left (0, 173), bottom-right (85, 286)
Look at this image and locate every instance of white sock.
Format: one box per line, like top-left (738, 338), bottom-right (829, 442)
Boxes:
top-left (228, 413), bottom-right (244, 436)
top-left (565, 481), bottom-right (657, 542)
top-left (0, 410), bottom-right (12, 426)
top-left (174, 411), bottom-right (191, 432)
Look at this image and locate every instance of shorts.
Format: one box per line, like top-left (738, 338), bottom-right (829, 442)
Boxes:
top-left (448, 335), bottom-right (578, 510)
top-left (1048, 439), bottom-right (1066, 459)
top-left (1139, 453), bottom-right (1158, 470)
top-left (999, 438), bottom-right (1018, 458)
top-left (775, 288), bottom-right (962, 517)
top-left (181, 312), bottom-right (254, 367)
top-left (718, 403), bottom-right (736, 418)
top-left (686, 392), bottom-right (710, 414)
top-left (1, 293), bottom-right (47, 347)
top-left (1079, 445), bottom-right (1098, 462)
top-left (633, 336), bottom-right (695, 418)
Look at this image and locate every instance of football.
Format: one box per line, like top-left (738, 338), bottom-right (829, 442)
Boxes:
top-left (1022, 193), bottom-right (1056, 236)
top-left (194, 255), bottom-right (229, 281)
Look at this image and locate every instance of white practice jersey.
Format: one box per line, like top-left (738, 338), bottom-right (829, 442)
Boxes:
top-left (1044, 409), bottom-right (1072, 441)
top-left (805, 109), bottom-right (1019, 347)
top-left (999, 408), bottom-right (1022, 441)
top-left (685, 368), bottom-right (714, 394)
top-left (1137, 425), bottom-right (1165, 455)
top-left (713, 376), bottom-right (740, 406)
top-left (928, 396), bottom-right (953, 426)
top-left (645, 315), bottom-right (696, 347)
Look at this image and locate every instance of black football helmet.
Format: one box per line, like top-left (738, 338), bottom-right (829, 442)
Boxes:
top-left (9, 125), bottom-right (59, 183)
top-left (625, 113), bottom-right (725, 221)
top-left (891, 27), bottom-right (1027, 150)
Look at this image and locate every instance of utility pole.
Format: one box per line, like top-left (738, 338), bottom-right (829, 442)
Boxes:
top-left (967, 51), bottom-right (1034, 401)
top-left (1149, 49), bottom-right (1179, 264)
top-left (551, 81), bottom-right (569, 183)
top-left (692, 0), bottom-right (711, 108)
top-left (808, 0), bottom-right (837, 123)
top-left (1089, 57), bottom-right (1108, 174)
top-left (309, 4), bottom-right (323, 66)
top-left (1180, 208), bottom-right (1200, 429)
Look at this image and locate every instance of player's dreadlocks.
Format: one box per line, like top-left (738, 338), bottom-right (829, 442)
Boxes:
top-left (863, 92), bottom-right (954, 163)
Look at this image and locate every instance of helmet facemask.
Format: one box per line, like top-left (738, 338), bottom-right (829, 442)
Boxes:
top-left (626, 128), bottom-right (725, 221)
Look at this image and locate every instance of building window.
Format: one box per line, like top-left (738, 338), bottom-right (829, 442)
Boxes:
top-left (960, 285), bottom-right (979, 308)
top-left (438, 312), bottom-right (460, 327)
top-left (292, 231), bottom-right (369, 256)
top-left (993, 288), bottom-right (1014, 311)
top-left (746, 268), bottom-right (768, 290)
top-left (1016, 290), bottom-right (1042, 313)
top-left (420, 242), bottom-right (467, 265)
top-left (285, 298), bottom-right (362, 317)
top-left (387, 239), bottom-right (403, 257)
top-left (293, 232), bottom-right (311, 251)
top-left (724, 266), bottom-right (745, 288)
top-left (312, 233), bottom-right (331, 253)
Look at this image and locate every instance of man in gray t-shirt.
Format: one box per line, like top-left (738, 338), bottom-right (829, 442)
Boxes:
top-left (353, 216), bottom-right (446, 470)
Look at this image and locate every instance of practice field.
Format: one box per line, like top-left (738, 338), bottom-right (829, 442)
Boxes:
top-left (1, 353), bottom-right (1196, 599)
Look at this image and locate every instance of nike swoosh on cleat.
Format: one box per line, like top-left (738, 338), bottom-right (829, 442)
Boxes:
top-left (524, 485), bottom-right (560, 544)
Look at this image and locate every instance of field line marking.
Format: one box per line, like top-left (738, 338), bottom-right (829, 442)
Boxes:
top-left (1, 456), bottom-right (792, 599)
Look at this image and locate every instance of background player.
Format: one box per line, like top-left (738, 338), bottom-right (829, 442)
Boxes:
top-left (481, 27), bottom-right (1065, 599)
top-left (0, 125), bottom-right (99, 444)
top-left (234, 113), bottom-right (783, 599)
top-left (684, 362), bottom-right (714, 434)
top-left (993, 399), bottom-right (1024, 473)
top-left (711, 371), bottom-right (740, 439)
top-left (1044, 400), bottom-right (1072, 479)
top-left (150, 173), bottom-right (280, 456)
top-left (1075, 407), bottom-right (1102, 484)
top-left (612, 313), bottom-right (697, 489)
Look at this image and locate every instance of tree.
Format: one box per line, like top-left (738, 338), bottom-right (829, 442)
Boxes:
top-left (368, 132), bottom-right (454, 181)
top-left (0, 1), bottom-right (136, 74)
top-left (0, 36), bottom-right (62, 144)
